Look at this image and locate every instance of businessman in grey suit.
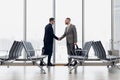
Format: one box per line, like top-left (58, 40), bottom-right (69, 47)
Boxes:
top-left (59, 18), bottom-right (77, 66)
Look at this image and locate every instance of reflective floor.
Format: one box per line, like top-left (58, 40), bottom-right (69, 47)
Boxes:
top-left (0, 66), bottom-right (120, 80)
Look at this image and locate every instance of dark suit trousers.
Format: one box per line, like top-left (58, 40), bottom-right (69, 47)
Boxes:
top-left (44, 43), bottom-right (53, 64)
top-left (67, 43), bottom-right (75, 63)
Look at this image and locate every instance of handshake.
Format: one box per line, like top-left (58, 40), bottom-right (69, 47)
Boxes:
top-left (58, 37), bottom-right (61, 41)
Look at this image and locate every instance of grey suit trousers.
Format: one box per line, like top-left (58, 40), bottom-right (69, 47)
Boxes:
top-left (67, 43), bottom-right (75, 55)
top-left (67, 43), bottom-right (75, 63)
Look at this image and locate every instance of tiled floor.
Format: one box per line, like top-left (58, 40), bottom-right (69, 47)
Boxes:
top-left (0, 66), bottom-right (120, 80)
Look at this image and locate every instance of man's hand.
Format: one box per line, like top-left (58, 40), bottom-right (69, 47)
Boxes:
top-left (58, 38), bottom-right (61, 41)
top-left (74, 43), bottom-right (77, 45)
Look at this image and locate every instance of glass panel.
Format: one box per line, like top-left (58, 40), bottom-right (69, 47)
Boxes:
top-left (0, 0), bottom-right (23, 56)
top-left (85, 0), bottom-right (111, 56)
top-left (114, 0), bottom-right (120, 51)
top-left (56, 0), bottom-right (82, 63)
top-left (27, 0), bottom-right (53, 57)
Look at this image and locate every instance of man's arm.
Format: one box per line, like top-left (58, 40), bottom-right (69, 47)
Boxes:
top-left (72, 25), bottom-right (77, 43)
top-left (49, 26), bottom-right (58, 40)
top-left (60, 28), bottom-right (66, 40)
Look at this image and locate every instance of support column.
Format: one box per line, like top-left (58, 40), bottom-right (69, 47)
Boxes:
top-left (82, 0), bottom-right (85, 48)
top-left (111, 0), bottom-right (114, 50)
top-left (53, 0), bottom-right (56, 64)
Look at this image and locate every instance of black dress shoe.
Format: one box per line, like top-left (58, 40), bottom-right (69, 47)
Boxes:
top-left (64, 63), bottom-right (69, 66)
top-left (47, 63), bottom-right (55, 66)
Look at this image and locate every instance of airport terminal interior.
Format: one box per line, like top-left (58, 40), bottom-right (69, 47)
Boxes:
top-left (0, 0), bottom-right (120, 80)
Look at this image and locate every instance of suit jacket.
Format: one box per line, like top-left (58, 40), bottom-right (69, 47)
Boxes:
top-left (44, 23), bottom-right (58, 44)
top-left (60, 24), bottom-right (77, 44)
top-left (43, 23), bottom-right (58, 55)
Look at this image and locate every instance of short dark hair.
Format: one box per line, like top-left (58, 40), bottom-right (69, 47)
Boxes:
top-left (66, 18), bottom-right (71, 21)
top-left (49, 18), bottom-right (55, 22)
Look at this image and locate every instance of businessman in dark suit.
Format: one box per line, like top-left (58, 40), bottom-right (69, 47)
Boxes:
top-left (43, 18), bottom-right (58, 66)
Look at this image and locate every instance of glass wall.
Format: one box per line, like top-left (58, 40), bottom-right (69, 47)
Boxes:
top-left (27, 0), bottom-right (53, 57)
top-left (85, 0), bottom-right (111, 57)
top-left (0, 0), bottom-right (112, 63)
top-left (0, 0), bottom-right (23, 56)
top-left (114, 0), bottom-right (120, 51)
top-left (56, 0), bottom-right (82, 63)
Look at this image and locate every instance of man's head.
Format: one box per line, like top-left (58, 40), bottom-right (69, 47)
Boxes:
top-left (49, 18), bottom-right (55, 25)
top-left (65, 18), bottom-right (71, 25)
